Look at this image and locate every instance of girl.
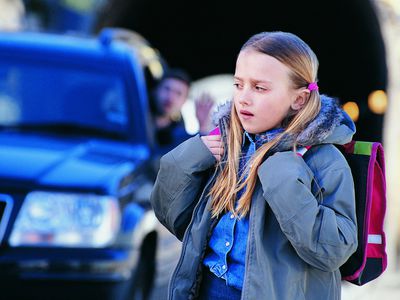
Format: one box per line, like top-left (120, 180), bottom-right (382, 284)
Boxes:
top-left (150, 31), bottom-right (358, 300)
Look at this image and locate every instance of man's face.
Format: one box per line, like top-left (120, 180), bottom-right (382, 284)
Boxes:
top-left (156, 78), bottom-right (189, 118)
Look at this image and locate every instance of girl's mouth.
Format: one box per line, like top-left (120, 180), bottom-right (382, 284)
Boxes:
top-left (240, 110), bottom-right (254, 119)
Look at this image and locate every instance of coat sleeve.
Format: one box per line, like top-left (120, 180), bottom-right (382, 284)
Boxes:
top-left (150, 135), bottom-right (216, 241)
top-left (257, 149), bottom-right (358, 272)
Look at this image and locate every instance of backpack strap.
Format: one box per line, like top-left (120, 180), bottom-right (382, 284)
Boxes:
top-left (296, 146), bottom-right (311, 157)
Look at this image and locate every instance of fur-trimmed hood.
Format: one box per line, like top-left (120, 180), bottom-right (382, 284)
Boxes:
top-left (211, 94), bottom-right (356, 151)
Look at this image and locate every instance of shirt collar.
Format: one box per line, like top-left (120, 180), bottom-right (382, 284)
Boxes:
top-left (243, 127), bottom-right (284, 149)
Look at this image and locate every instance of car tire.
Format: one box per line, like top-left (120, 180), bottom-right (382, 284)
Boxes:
top-left (128, 230), bottom-right (157, 300)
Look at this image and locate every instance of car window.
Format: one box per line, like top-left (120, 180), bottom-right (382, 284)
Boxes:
top-left (0, 59), bottom-right (129, 138)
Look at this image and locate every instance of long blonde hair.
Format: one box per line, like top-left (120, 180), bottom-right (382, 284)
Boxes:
top-left (209, 31), bottom-right (321, 218)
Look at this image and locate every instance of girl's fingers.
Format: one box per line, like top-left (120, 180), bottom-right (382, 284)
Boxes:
top-left (205, 141), bottom-right (224, 151)
top-left (208, 147), bottom-right (224, 156)
top-left (207, 140), bottom-right (223, 148)
top-left (201, 135), bottom-right (224, 160)
top-left (209, 146), bottom-right (224, 155)
top-left (203, 134), bottom-right (221, 140)
top-left (201, 135), bottom-right (221, 146)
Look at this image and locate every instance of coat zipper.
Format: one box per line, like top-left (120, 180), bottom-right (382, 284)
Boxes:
top-left (240, 186), bottom-right (261, 300)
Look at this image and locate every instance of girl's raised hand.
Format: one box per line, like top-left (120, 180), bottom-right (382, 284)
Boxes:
top-left (201, 134), bottom-right (224, 162)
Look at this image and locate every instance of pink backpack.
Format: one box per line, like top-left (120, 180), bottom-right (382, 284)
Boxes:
top-left (337, 141), bottom-right (387, 285)
top-left (299, 141), bottom-right (387, 285)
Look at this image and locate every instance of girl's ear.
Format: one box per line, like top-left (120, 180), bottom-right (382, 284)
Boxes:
top-left (291, 89), bottom-right (310, 111)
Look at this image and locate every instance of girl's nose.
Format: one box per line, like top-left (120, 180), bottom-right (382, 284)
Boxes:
top-left (237, 90), bottom-right (252, 106)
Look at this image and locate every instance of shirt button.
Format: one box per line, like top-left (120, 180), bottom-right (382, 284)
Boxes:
top-left (225, 241), bottom-right (230, 247)
top-left (222, 265), bottom-right (226, 270)
top-left (230, 214), bottom-right (235, 219)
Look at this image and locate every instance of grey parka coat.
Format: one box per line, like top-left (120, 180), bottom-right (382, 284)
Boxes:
top-left (150, 95), bottom-right (358, 300)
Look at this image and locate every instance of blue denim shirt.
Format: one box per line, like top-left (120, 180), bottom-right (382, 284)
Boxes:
top-left (203, 128), bottom-right (283, 290)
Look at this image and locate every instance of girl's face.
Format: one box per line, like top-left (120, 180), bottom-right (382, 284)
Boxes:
top-left (233, 49), bottom-right (302, 134)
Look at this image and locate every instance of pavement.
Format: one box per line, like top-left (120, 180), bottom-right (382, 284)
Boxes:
top-left (149, 223), bottom-right (181, 300)
top-left (342, 270), bottom-right (400, 300)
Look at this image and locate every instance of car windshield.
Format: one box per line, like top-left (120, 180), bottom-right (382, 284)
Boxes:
top-left (0, 59), bottom-right (130, 139)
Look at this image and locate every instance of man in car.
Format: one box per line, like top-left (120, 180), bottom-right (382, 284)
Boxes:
top-left (150, 68), bottom-right (213, 154)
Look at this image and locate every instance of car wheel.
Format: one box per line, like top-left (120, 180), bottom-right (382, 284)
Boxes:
top-left (128, 231), bottom-right (157, 300)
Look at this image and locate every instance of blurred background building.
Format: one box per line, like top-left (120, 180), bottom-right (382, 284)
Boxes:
top-left (4, 0), bottom-right (390, 139)
top-left (6, 0), bottom-right (388, 142)
top-left (94, 0), bottom-right (388, 143)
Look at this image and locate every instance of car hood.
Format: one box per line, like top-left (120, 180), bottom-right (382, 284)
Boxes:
top-left (0, 132), bottom-right (150, 191)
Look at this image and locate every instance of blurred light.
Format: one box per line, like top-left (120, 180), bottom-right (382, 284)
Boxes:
top-left (140, 46), bottom-right (157, 60)
top-left (63, 0), bottom-right (94, 12)
top-left (382, 0), bottom-right (400, 14)
top-left (343, 101), bottom-right (360, 122)
top-left (368, 90), bottom-right (388, 114)
top-left (148, 61), bottom-right (164, 79)
top-left (139, 46), bottom-right (164, 79)
top-left (0, 0), bottom-right (24, 31)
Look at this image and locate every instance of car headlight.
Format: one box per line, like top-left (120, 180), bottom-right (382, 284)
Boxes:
top-left (9, 191), bottom-right (121, 248)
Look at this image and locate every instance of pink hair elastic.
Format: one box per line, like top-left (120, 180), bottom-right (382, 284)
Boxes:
top-left (308, 82), bottom-right (319, 91)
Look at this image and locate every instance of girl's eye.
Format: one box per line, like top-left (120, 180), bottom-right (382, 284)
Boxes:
top-left (233, 83), bottom-right (242, 89)
top-left (255, 86), bottom-right (267, 91)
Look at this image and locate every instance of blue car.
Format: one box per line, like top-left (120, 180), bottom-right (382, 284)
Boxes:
top-left (0, 29), bottom-right (161, 300)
